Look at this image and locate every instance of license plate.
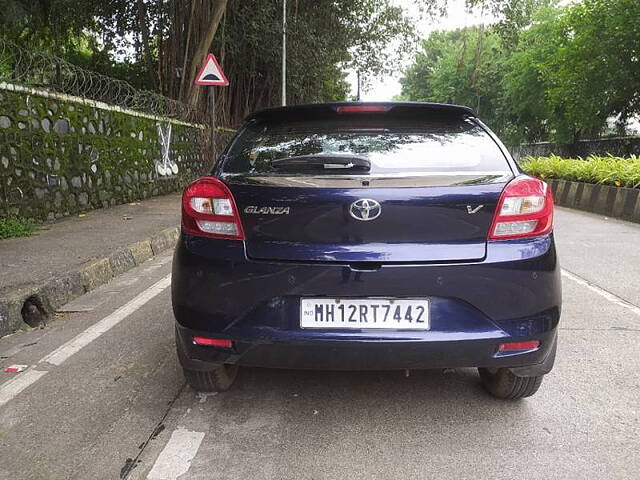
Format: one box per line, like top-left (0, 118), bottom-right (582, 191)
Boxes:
top-left (300, 298), bottom-right (430, 330)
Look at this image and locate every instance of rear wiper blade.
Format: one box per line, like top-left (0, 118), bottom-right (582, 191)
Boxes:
top-left (271, 155), bottom-right (370, 172)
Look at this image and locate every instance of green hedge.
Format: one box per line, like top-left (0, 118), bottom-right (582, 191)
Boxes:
top-left (521, 155), bottom-right (640, 189)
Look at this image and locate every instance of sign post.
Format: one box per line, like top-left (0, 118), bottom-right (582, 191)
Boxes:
top-left (210, 88), bottom-right (216, 159)
top-left (195, 53), bottom-right (229, 162)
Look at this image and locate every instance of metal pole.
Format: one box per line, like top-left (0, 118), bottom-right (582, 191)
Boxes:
top-left (282, 0), bottom-right (287, 106)
top-left (357, 71), bottom-right (361, 101)
top-left (210, 88), bottom-right (217, 163)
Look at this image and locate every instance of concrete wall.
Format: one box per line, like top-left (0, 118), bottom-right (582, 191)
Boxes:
top-left (513, 136), bottom-right (640, 161)
top-left (0, 83), bottom-right (209, 221)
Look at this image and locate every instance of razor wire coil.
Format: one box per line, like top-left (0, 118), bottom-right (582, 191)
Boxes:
top-left (0, 39), bottom-right (205, 124)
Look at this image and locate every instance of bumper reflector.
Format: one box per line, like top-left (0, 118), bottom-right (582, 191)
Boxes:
top-left (498, 340), bottom-right (540, 352)
top-left (193, 336), bottom-right (233, 348)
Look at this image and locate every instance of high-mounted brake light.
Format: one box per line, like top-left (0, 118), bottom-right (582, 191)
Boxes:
top-left (182, 177), bottom-right (245, 240)
top-left (488, 176), bottom-right (554, 241)
top-left (336, 105), bottom-right (391, 114)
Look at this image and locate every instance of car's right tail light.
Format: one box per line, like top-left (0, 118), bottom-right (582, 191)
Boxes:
top-left (488, 175), bottom-right (554, 241)
top-left (182, 177), bottom-right (245, 240)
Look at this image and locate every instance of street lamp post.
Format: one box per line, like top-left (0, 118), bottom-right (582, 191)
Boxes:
top-left (282, 0), bottom-right (287, 106)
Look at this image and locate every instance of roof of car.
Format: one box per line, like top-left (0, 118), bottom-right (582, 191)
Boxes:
top-left (244, 102), bottom-right (476, 123)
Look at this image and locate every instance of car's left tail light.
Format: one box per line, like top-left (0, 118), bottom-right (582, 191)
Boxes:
top-left (182, 177), bottom-right (245, 240)
top-left (488, 175), bottom-right (554, 241)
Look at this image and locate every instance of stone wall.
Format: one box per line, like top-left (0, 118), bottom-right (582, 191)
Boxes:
top-left (512, 136), bottom-right (640, 161)
top-left (0, 82), bottom-right (209, 221)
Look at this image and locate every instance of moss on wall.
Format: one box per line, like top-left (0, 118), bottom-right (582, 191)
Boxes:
top-left (0, 87), bottom-right (208, 221)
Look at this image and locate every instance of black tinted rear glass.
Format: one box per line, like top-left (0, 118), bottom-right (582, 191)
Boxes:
top-left (223, 117), bottom-right (509, 175)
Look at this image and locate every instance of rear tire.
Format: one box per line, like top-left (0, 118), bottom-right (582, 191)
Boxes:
top-left (478, 367), bottom-right (543, 400)
top-left (183, 364), bottom-right (239, 392)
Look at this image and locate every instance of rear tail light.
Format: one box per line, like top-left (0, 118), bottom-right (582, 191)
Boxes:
top-left (488, 175), bottom-right (554, 241)
top-left (193, 336), bottom-right (233, 348)
top-left (182, 177), bottom-right (245, 240)
top-left (336, 105), bottom-right (391, 114)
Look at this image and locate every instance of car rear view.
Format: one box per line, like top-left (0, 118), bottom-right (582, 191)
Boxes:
top-left (172, 102), bottom-right (561, 399)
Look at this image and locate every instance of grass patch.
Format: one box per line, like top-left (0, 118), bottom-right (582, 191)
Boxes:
top-left (520, 155), bottom-right (640, 189)
top-left (0, 216), bottom-right (39, 240)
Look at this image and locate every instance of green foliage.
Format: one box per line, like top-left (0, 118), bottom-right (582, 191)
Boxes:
top-left (400, 0), bottom-right (640, 145)
top-left (501, 6), bottom-right (564, 143)
top-left (403, 28), bottom-right (506, 130)
top-left (5, 0), bottom-right (638, 143)
top-left (539, 0), bottom-right (640, 141)
top-left (502, 1), bottom-right (640, 143)
top-left (0, 0), bottom-right (93, 49)
top-left (521, 155), bottom-right (640, 189)
top-left (214, 0), bottom-right (416, 126)
top-left (0, 0), bottom-right (152, 87)
top-left (0, 216), bottom-right (38, 239)
top-left (1, 0), bottom-right (418, 125)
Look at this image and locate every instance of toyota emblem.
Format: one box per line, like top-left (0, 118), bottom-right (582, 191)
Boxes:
top-left (350, 199), bottom-right (382, 221)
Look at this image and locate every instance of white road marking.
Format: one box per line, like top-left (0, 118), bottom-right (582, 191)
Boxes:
top-left (0, 369), bottom-right (48, 408)
top-left (42, 274), bottom-right (171, 366)
top-left (562, 269), bottom-right (640, 317)
top-left (146, 428), bottom-right (205, 480)
top-left (1, 274), bottom-right (171, 408)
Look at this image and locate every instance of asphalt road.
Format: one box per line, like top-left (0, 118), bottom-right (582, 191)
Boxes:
top-left (0, 207), bottom-right (639, 480)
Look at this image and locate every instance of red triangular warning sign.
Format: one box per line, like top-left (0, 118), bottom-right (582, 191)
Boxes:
top-left (195, 53), bottom-right (229, 86)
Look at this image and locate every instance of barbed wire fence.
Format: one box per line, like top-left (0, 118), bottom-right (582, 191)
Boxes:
top-left (0, 38), bottom-right (205, 125)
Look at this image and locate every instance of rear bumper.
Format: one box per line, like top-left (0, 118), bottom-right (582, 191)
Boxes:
top-left (176, 323), bottom-right (558, 375)
top-left (172, 233), bottom-right (561, 375)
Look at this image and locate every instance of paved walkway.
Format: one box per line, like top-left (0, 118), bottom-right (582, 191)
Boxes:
top-left (0, 193), bottom-right (181, 335)
top-left (0, 193), bottom-right (180, 291)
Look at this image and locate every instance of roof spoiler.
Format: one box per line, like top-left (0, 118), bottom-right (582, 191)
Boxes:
top-left (244, 102), bottom-right (476, 124)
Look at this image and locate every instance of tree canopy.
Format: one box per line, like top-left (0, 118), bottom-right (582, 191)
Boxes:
top-left (400, 0), bottom-right (640, 144)
top-left (4, 0), bottom-right (636, 141)
top-left (0, 0), bottom-right (416, 127)
top-left (1, 0), bottom-right (573, 129)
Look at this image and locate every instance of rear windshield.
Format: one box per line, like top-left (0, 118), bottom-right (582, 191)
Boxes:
top-left (222, 117), bottom-right (510, 175)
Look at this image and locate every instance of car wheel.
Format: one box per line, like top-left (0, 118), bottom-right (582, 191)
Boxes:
top-left (183, 364), bottom-right (239, 392)
top-left (478, 367), bottom-right (543, 400)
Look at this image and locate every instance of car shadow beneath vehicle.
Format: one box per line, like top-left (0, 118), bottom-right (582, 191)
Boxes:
top-left (212, 366), bottom-right (531, 418)
top-left (239, 366), bottom-right (484, 396)
top-left (235, 366), bottom-right (486, 396)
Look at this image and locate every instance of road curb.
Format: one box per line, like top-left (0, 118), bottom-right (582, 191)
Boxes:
top-left (0, 226), bottom-right (179, 337)
top-left (548, 179), bottom-right (640, 223)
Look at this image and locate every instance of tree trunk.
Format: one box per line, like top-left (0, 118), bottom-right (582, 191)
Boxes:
top-left (185, 0), bottom-right (229, 107)
top-left (178, 0), bottom-right (197, 101)
top-left (137, 0), bottom-right (157, 89)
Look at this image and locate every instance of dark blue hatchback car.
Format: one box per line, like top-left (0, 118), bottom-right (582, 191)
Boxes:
top-left (172, 102), bottom-right (561, 399)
